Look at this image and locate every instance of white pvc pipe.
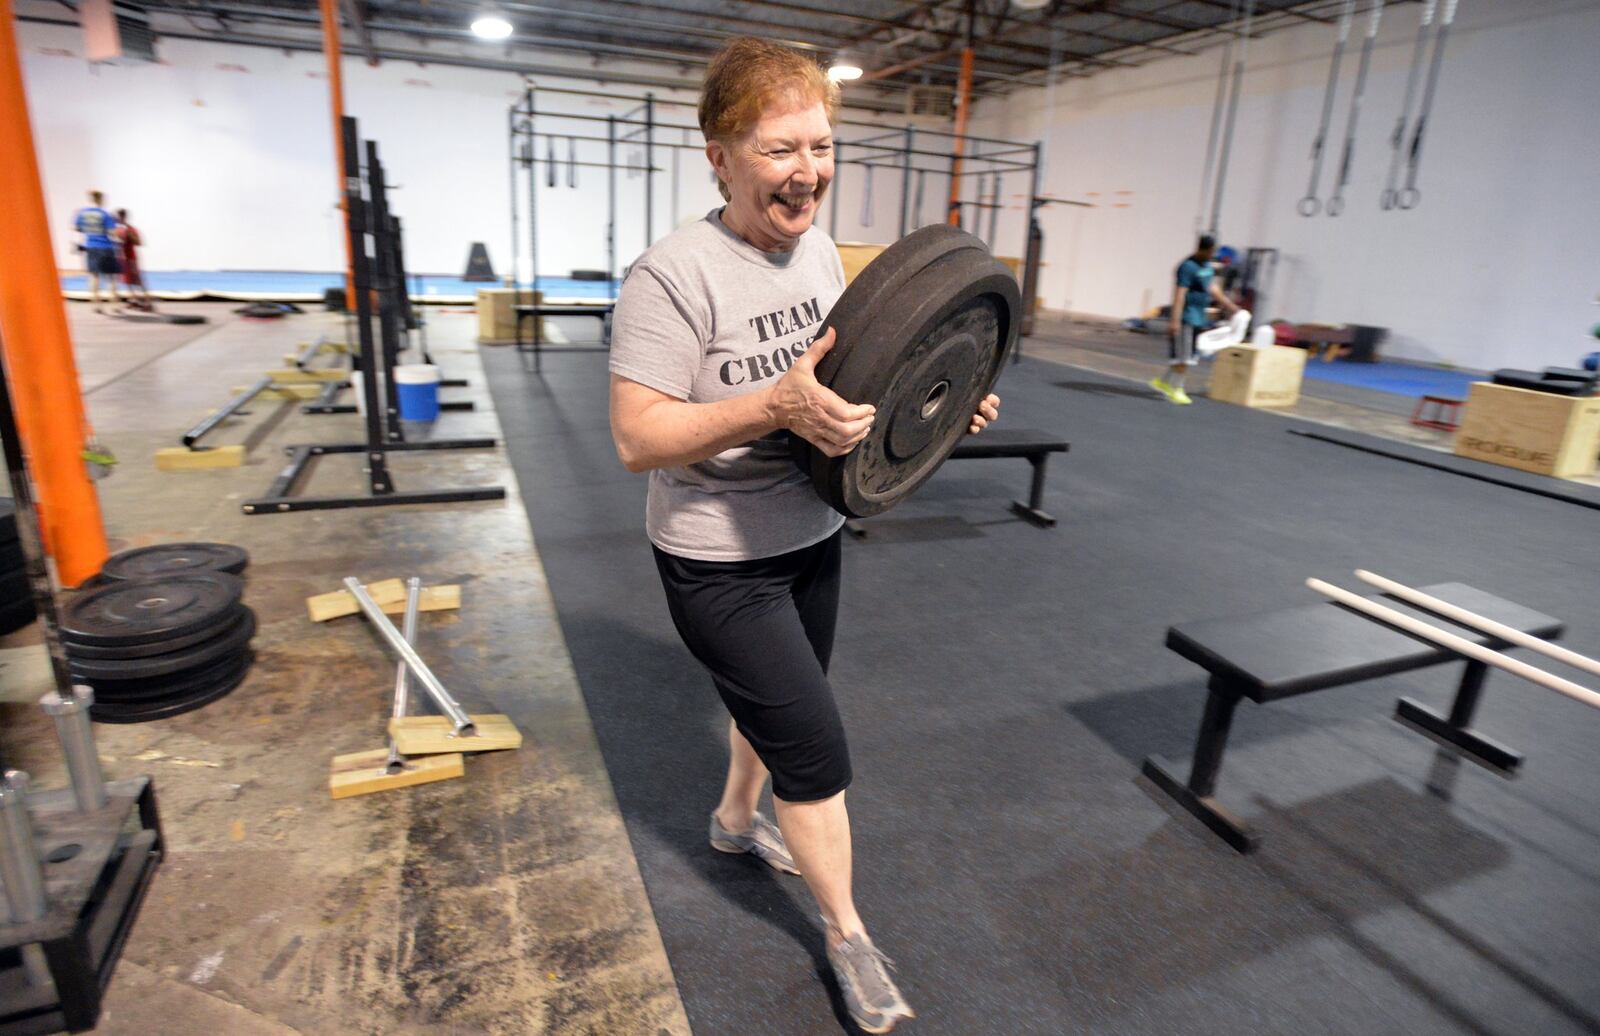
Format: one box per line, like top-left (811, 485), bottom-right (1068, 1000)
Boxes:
top-left (1355, 570), bottom-right (1600, 679)
top-left (1305, 578), bottom-right (1600, 711)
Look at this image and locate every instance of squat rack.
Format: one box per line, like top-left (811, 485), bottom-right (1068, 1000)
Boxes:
top-left (505, 84), bottom-right (1045, 341)
top-left (242, 116), bottom-right (506, 515)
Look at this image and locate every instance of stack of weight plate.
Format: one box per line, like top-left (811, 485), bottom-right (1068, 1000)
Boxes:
top-left (0, 499), bottom-right (35, 636)
top-left (62, 543), bottom-right (255, 724)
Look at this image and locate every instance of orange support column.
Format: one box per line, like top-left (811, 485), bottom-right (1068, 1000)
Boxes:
top-left (319, 0), bottom-right (355, 303)
top-left (946, 46), bottom-right (974, 226)
top-left (0, 0), bottom-right (109, 586)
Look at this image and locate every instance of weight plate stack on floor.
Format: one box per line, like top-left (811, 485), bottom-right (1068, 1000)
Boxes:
top-left (98, 541), bottom-right (250, 581)
top-left (790, 225), bottom-right (1022, 518)
top-left (60, 571), bottom-right (256, 723)
top-left (0, 498), bottom-right (36, 636)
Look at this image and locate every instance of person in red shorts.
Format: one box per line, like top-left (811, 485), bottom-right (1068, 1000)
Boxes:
top-left (114, 209), bottom-right (154, 311)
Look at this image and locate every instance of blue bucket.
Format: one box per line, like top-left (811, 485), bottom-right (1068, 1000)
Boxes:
top-left (394, 364), bottom-right (441, 422)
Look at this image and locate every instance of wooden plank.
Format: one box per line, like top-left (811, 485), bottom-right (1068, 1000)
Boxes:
top-left (155, 445), bottom-right (244, 470)
top-left (1455, 381), bottom-right (1600, 479)
top-left (389, 714), bottom-right (522, 755)
top-left (329, 748), bottom-right (464, 799)
top-left (234, 383), bottom-right (324, 400)
top-left (264, 368), bottom-right (348, 383)
top-left (305, 581), bottom-right (460, 623)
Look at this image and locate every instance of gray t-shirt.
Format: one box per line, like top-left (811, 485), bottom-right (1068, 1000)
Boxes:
top-left (610, 208), bottom-right (847, 562)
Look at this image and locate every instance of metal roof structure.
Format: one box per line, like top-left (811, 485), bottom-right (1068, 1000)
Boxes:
top-left (23, 1), bottom-right (1392, 112)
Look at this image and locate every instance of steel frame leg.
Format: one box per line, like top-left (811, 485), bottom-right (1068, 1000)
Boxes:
top-left (1142, 678), bottom-right (1259, 853)
top-left (1394, 660), bottom-right (1523, 774)
top-left (1008, 453), bottom-right (1057, 527)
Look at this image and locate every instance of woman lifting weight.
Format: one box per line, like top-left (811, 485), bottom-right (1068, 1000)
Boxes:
top-left (608, 36), bottom-right (1000, 1033)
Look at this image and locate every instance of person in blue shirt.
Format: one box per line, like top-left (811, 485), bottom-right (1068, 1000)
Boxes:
top-left (73, 190), bottom-right (121, 312)
top-left (1151, 234), bottom-right (1240, 405)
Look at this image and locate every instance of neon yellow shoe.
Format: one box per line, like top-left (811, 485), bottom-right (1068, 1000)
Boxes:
top-left (1171, 386), bottom-right (1193, 405)
top-left (1148, 377), bottom-right (1176, 401)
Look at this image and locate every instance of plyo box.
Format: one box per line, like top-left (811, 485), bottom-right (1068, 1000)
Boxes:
top-left (476, 288), bottom-right (543, 344)
top-left (835, 243), bottom-right (1023, 286)
top-left (1454, 381), bottom-right (1600, 479)
top-left (1207, 345), bottom-right (1306, 408)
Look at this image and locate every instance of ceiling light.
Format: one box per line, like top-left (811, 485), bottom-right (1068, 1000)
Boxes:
top-left (828, 54), bottom-right (863, 81)
top-left (1012, 0), bottom-right (1049, 8)
top-left (471, 13), bottom-right (513, 40)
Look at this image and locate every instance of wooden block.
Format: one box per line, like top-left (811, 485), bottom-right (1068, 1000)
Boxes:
top-left (305, 581), bottom-right (460, 622)
top-left (1207, 345), bottom-right (1306, 408)
top-left (477, 287), bottom-right (542, 343)
top-left (1455, 381), bottom-right (1600, 479)
top-left (389, 714), bottom-right (522, 755)
top-left (329, 748), bottom-right (464, 799)
top-left (156, 445), bottom-right (244, 470)
top-left (265, 368), bottom-right (347, 383)
top-left (836, 243), bottom-right (888, 285)
top-left (234, 383), bottom-right (324, 400)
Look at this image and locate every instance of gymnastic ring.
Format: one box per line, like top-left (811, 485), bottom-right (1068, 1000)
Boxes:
top-left (1297, 196), bottom-right (1320, 217)
top-left (1398, 188), bottom-right (1420, 209)
top-left (1326, 195), bottom-right (1345, 217)
top-left (1380, 189), bottom-right (1397, 210)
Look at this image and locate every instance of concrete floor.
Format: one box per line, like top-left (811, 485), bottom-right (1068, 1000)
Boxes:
top-left (3, 300), bottom-right (1591, 1034)
top-left (0, 302), bottom-right (690, 1034)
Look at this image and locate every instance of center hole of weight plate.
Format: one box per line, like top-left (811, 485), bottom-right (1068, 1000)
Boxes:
top-left (136, 597), bottom-right (170, 610)
top-left (920, 381), bottom-right (950, 420)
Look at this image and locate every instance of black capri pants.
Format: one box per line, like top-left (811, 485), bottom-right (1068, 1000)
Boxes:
top-left (652, 529), bottom-right (851, 803)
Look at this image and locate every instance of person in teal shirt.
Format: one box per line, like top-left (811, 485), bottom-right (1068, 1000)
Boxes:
top-left (1151, 234), bottom-right (1240, 405)
top-left (73, 190), bottom-right (121, 312)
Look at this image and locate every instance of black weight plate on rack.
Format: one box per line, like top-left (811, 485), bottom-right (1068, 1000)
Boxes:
top-left (86, 646), bottom-right (254, 703)
top-left (89, 652), bottom-right (253, 724)
top-left (0, 499), bottom-right (15, 544)
top-left (0, 567), bottom-right (28, 603)
top-left (791, 226), bottom-right (1020, 518)
top-left (62, 572), bottom-right (244, 648)
top-left (100, 542), bottom-right (250, 581)
top-left (0, 597), bottom-right (35, 637)
top-left (64, 602), bottom-right (248, 660)
top-left (69, 607), bottom-right (255, 681)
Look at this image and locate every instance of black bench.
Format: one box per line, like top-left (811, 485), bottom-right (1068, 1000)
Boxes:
top-left (1142, 582), bottom-right (1563, 853)
top-left (513, 303), bottom-right (615, 371)
top-left (846, 428), bottom-right (1069, 535)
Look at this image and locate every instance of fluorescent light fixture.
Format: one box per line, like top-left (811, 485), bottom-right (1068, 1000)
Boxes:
top-left (827, 54), bottom-right (863, 81)
top-left (471, 12), bottom-right (513, 39)
top-left (1012, 0), bottom-right (1049, 8)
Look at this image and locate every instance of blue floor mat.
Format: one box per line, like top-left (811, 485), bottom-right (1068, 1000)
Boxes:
top-left (59, 270), bottom-right (615, 301)
top-left (1298, 359), bottom-right (1482, 399)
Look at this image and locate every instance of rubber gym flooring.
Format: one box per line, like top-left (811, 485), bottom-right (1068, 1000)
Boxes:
top-left (483, 338), bottom-right (1600, 1035)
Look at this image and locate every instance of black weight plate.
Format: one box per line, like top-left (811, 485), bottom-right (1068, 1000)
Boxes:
top-left (100, 542), bottom-right (249, 581)
top-left (0, 499), bottom-right (14, 544)
top-left (0, 540), bottom-right (23, 574)
top-left (89, 652), bottom-right (253, 724)
top-left (62, 572), bottom-right (244, 648)
top-left (792, 228), bottom-right (1020, 517)
top-left (0, 597), bottom-right (35, 637)
top-left (1, 567), bottom-right (28, 602)
top-left (86, 647), bottom-right (254, 703)
top-left (64, 602), bottom-right (248, 660)
top-left (69, 607), bottom-right (255, 681)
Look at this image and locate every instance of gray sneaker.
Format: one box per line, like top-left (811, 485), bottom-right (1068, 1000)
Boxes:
top-left (708, 811), bottom-right (800, 875)
top-left (825, 923), bottom-right (914, 1034)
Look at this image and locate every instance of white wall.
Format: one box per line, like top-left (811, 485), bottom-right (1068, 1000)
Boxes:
top-left (971, 0), bottom-right (1600, 371)
top-left (21, 18), bottom-right (921, 281)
